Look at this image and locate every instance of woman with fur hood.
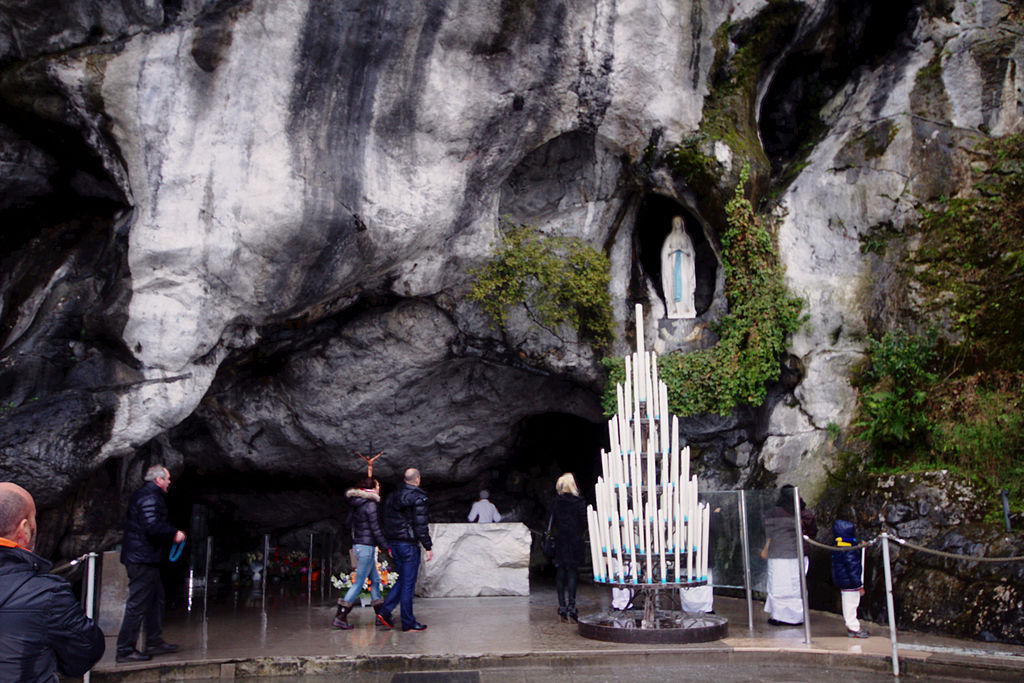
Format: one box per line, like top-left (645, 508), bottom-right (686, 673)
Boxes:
top-left (332, 478), bottom-right (390, 629)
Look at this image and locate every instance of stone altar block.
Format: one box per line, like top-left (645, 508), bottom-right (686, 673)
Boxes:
top-left (416, 523), bottom-right (530, 597)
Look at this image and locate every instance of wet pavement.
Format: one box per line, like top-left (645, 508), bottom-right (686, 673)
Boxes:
top-left (90, 579), bottom-right (1024, 681)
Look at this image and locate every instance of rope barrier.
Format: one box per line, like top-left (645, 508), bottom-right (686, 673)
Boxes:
top-left (888, 535), bottom-right (1024, 562)
top-left (802, 534), bottom-right (1024, 562)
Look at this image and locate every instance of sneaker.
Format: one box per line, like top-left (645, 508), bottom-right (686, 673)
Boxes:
top-left (847, 628), bottom-right (870, 638)
top-left (402, 622), bottom-right (428, 632)
top-left (376, 611), bottom-right (394, 629)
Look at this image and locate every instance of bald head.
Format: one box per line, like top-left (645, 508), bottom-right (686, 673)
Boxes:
top-left (0, 482), bottom-right (37, 550)
top-left (404, 468), bottom-right (421, 486)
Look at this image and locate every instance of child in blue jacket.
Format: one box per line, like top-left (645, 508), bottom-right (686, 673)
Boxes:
top-left (831, 519), bottom-right (869, 638)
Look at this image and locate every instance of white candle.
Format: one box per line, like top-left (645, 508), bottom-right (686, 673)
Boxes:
top-left (609, 485), bottom-right (624, 582)
top-left (674, 484), bottom-right (682, 581)
top-left (702, 502), bottom-right (711, 580)
top-left (586, 506), bottom-right (600, 581)
top-left (658, 509), bottom-right (668, 583)
top-left (651, 352), bottom-right (659, 416)
top-left (670, 416), bottom-right (679, 488)
top-left (634, 303), bottom-right (645, 395)
top-left (640, 500), bottom-right (649, 582)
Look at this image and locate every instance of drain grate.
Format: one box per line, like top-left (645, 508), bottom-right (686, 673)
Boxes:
top-left (390, 672), bottom-right (480, 682)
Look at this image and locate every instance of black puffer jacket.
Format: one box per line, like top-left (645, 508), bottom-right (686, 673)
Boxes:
top-left (346, 488), bottom-right (389, 550)
top-left (550, 493), bottom-right (588, 568)
top-left (121, 481), bottom-right (178, 565)
top-left (381, 483), bottom-right (432, 550)
top-left (0, 545), bottom-right (105, 682)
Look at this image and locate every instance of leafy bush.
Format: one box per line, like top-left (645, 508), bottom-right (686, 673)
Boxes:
top-left (468, 220), bottom-right (613, 349)
top-left (854, 329), bottom-right (937, 463)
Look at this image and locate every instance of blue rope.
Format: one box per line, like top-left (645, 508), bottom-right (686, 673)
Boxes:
top-left (168, 540), bottom-right (185, 562)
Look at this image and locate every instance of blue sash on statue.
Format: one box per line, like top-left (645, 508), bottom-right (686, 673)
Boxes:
top-left (673, 250), bottom-right (683, 302)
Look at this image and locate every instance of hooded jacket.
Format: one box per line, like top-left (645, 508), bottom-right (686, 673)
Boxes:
top-left (346, 488), bottom-right (389, 550)
top-left (830, 519), bottom-right (863, 590)
top-left (381, 482), bottom-right (432, 550)
top-left (0, 544), bottom-right (105, 682)
top-left (121, 481), bottom-right (178, 565)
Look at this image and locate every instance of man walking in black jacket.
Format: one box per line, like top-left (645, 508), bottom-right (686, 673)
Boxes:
top-left (0, 481), bottom-right (105, 681)
top-left (115, 464), bottom-right (187, 663)
top-left (377, 468), bottom-right (433, 631)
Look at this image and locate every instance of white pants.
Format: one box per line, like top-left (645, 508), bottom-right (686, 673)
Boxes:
top-left (841, 589), bottom-right (862, 632)
top-left (764, 557), bottom-right (806, 624)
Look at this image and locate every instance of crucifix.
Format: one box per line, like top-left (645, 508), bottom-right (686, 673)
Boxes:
top-left (357, 451), bottom-right (384, 478)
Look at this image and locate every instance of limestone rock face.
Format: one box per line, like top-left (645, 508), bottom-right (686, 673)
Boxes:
top-left (0, 5), bottom-right (1021, 647)
top-left (415, 523), bottom-right (531, 598)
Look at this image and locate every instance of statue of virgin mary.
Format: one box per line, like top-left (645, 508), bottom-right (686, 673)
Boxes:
top-left (660, 216), bottom-right (696, 319)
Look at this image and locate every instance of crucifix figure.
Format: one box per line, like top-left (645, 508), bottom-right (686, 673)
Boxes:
top-left (660, 216), bottom-right (696, 319)
top-left (356, 451), bottom-right (383, 478)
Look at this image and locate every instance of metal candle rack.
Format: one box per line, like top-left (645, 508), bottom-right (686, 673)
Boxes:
top-left (579, 303), bottom-right (727, 643)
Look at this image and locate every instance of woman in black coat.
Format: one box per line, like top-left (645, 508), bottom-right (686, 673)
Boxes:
top-left (333, 477), bottom-right (389, 630)
top-left (549, 472), bottom-right (588, 622)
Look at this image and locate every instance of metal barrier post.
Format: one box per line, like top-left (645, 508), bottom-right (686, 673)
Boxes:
top-left (881, 533), bottom-right (900, 677)
top-left (794, 487), bottom-right (811, 644)
top-left (203, 537), bottom-right (212, 617)
top-left (307, 532), bottom-right (314, 604)
top-left (262, 534), bottom-right (270, 608)
top-left (83, 552), bottom-right (97, 683)
top-left (738, 490), bottom-right (754, 631)
top-left (1002, 490), bottom-right (1012, 531)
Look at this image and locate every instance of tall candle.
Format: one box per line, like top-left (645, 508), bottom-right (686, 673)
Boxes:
top-left (674, 483), bottom-right (682, 581)
top-left (702, 502), bottom-right (711, 580)
top-left (586, 506), bottom-right (600, 581)
top-left (634, 303), bottom-right (645, 396)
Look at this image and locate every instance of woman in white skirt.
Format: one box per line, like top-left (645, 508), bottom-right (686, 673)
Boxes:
top-left (760, 485), bottom-right (815, 625)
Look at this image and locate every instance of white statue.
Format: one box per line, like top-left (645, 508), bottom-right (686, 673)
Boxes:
top-left (660, 216), bottom-right (696, 319)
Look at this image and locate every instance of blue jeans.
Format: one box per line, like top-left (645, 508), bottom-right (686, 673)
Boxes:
top-left (342, 544), bottom-right (381, 604)
top-left (379, 542), bottom-right (421, 628)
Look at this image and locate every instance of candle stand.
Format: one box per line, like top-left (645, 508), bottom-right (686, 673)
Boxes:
top-left (578, 304), bottom-right (728, 644)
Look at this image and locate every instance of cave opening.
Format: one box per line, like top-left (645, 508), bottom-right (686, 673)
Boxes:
top-left (759, 0), bottom-right (920, 178)
top-left (495, 412), bottom-right (606, 536)
top-left (634, 194), bottom-right (716, 317)
top-left (153, 410), bottom-right (609, 596)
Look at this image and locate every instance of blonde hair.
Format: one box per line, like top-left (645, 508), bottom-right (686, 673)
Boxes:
top-left (555, 473), bottom-right (579, 496)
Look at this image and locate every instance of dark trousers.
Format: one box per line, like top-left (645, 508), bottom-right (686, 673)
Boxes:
top-left (555, 564), bottom-right (578, 612)
top-left (379, 541), bottom-right (421, 629)
top-left (116, 563), bottom-right (165, 654)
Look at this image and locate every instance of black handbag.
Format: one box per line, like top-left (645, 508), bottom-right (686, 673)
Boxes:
top-left (542, 512), bottom-right (556, 559)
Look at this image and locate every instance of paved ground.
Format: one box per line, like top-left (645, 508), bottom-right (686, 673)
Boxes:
top-left (90, 580), bottom-right (1024, 681)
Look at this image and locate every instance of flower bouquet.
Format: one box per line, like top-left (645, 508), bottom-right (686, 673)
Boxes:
top-left (331, 556), bottom-right (398, 602)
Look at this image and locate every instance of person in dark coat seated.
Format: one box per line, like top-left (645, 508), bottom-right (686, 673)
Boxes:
top-left (0, 482), bottom-right (105, 682)
top-left (549, 472), bottom-right (588, 623)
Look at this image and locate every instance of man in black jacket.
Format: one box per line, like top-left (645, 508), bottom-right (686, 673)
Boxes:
top-left (0, 482), bottom-right (105, 681)
top-left (115, 464), bottom-right (186, 663)
top-left (377, 468), bottom-right (433, 631)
